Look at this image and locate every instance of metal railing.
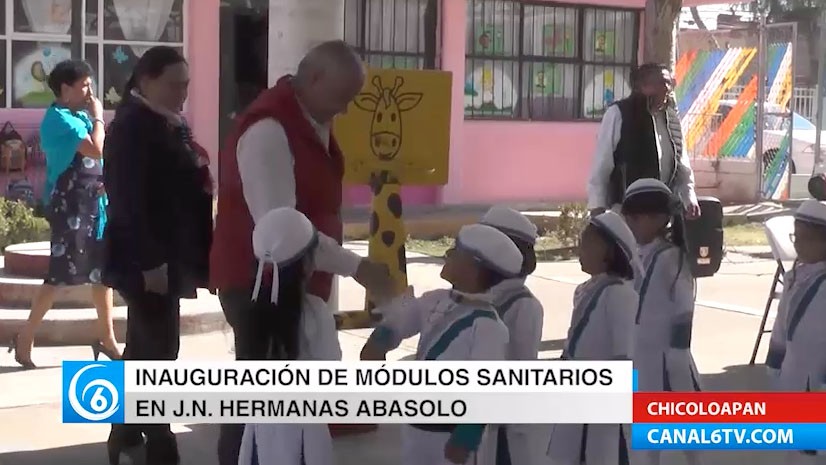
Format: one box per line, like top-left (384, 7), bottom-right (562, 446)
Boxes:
top-left (344, 0), bottom-right (439, 70)
top-left (723, 85), bottom-right (817, 121)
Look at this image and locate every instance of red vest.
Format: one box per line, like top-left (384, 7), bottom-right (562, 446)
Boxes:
top-left (209, 76), bottom-right (344, 300)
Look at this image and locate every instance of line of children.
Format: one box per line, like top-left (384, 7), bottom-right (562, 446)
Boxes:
top-left (238, 191), bottom-right (776, 465)
top-left (361, 223), bottom-right (523, 465)
top-left (766, 199), bottom-right (826, 465)
top-left (621, 179), bottom-right (704, 465)
top-left (476, 206), bottom-right (547, 465)
top-left (547, 211), bottom-right (639, 465)
top-left (237, 207), bottom-right (386, 465)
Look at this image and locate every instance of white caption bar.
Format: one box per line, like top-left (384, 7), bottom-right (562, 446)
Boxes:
top-left (123, 392), bottom-right (632, 424)
top-left (124, 361), bottom-right (634, 393)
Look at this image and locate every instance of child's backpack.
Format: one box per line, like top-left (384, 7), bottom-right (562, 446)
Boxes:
top-left (684, 196), bottom-right (724, 278)
top-left (6, 177), bottom-right (35, 207)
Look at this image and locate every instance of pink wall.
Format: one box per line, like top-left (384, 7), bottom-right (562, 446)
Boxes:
top-left (2, 0), bottom-right (720, 207)
top-left (187, 0), bottom-right (220, 167)
top-left (0, 0), bottom-right (221, 180)
top-left (440, 0), bottom-right (723, 205)
top-left (441, 0), bottom-right (649, 205)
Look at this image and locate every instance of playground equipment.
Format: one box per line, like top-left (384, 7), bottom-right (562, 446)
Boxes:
top-left (333, 67), bottom-right (452, 330)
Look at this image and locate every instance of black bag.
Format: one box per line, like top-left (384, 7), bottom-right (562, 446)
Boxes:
top-left (6, 177), bottom-right (35, 207)
top-left (684, 196), bottom-right (724, 278)
top-left (0, 121), bottom-right (22, 144)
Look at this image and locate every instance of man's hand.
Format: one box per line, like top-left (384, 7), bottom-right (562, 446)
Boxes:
top-left (354, 259), bottom-right (395, 303)
top-left (86, 95), bottom-right (103, 120)
top-left (360, 342), bottom-right (386, 361)
top-left (684, 201), bottom-right (701, 220)
top-left (444, 442), bottom-right (470, 464)
top-left (142, 263), bottom-right (169, 295)
top-left (589, 207), bottom-right (607, 218)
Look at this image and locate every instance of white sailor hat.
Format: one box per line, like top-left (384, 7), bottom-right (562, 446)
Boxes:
top-left (589, 211), bottom-right (643, 275)
top-left (251, 207), bottom-right (318, 304)
top-left (455, 224), bottom-right (523, 278)
top-left (625, 178), bottom-right (672, 199)
top-left (794, 199), bottom-right (826, 228)
top-left (480, 206), bottom-right (539, 244)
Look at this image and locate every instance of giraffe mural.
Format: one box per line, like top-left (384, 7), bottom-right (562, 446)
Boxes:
top-left (353, 75), bottom-right (423, 311)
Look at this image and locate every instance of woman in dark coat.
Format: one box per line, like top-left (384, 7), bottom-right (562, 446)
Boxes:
top-left (102, 46), bottom-right (213, 465)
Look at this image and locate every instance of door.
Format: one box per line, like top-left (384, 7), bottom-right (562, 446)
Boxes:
top-left (218, 0), bottom-right (269, 146)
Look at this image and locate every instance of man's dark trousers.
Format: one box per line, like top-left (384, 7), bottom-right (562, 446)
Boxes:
top-left (216, 288), bottom-right (270, 465)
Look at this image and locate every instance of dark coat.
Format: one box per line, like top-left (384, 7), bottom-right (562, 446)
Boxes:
top-left (102, 98), bottom-right (213, 298)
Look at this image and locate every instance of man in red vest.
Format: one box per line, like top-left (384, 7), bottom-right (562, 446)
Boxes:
top-left (211, 40), bottom-right (391, 465)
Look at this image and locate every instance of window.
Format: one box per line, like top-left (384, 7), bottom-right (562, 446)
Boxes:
top-left (344, 0), bottom-right (439, 70)
top-left (1, 0), bottom-right (185, 109)
top-left (464, 0), bottom-right (638, 121)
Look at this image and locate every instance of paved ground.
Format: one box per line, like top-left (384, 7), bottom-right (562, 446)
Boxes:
top-left (0, 247), bottom-right (792, 465)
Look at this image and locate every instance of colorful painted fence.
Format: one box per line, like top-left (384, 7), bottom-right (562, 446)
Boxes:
top-left (674, 40), bottom-right (795, 200)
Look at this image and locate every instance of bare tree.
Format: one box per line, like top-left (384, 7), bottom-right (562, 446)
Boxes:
top-left (644, 0), bottom-right (683, 67)
top-left (689, 6), bottom-right (721, 48)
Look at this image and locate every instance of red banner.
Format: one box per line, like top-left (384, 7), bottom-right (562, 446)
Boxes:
top-left (634, 392), bottom-right (826, 423)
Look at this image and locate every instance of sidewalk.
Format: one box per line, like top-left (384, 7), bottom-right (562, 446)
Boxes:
top-left (343, 200), bottom-right (794, 240)
top-left (0, 250), bottom-right (788, 465)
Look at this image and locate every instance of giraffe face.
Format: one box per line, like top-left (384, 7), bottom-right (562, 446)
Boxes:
top-left (353, 76), bottom-right (423, 161)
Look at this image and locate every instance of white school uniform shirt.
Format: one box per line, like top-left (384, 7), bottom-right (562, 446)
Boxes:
top-left (237, 111), bottom-right (331, 224)
top-left (586, 105), bottom-right (698, 211)
top-left (547, 273), bottom-right (636, 465)
top-left (237, 235), bottom-right (361, 465)
top-left (237, 108), bottom-right (350, 315)
top-left (491, 278), bottom-right (544, 360)
top-left (477, 278), bottom-right (545, 465)
top-left (767, 261), bottom-right (826, 392)
top-left (632, 238), bottom-right (702, 393)
top-left (373, 289), bottom-right (509, 465)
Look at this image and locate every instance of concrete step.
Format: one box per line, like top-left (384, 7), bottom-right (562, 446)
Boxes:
top-left (4, 242), bottom-right (49, 278)
top-left (0, 290), bottom-right (228, 346)
top-left (0, 267), bottom-right (127, 308)
top-left (0, 242), bottom-right (127, 308)
top-left (343, 207), bottom-right (561, 240)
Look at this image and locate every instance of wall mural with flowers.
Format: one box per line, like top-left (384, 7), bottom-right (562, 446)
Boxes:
top-left (0, 0), bottom-right (184, 108)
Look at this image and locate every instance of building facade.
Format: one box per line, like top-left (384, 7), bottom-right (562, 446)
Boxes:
top-left (0, 0), bottom-right (706, 207)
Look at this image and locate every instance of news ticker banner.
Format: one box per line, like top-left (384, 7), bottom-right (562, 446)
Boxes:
top-left (633, 392), bottom-right (826, 450)
top-left (61, 360), bottom-right (633, 424)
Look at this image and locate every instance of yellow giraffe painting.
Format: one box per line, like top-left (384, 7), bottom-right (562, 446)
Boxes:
top-left (353, 75), bottom-right (423, 311)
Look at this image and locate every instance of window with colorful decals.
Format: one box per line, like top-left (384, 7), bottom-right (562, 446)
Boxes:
top-left (0, 0), bottom-right (185, 109)
top-left (464, 0), bottom-right (639, 121)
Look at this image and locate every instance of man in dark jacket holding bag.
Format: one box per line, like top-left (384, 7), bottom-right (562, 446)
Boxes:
top-left (587, 63), bottom-right (701, 219)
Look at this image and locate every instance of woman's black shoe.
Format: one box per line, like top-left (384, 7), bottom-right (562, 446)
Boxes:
top-left (92, 341), bottom-right (122, 361)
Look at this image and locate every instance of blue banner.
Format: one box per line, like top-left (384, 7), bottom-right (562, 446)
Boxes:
top-left (62, 360), bottom-right (125, 423)
top-left (631, 424), bottom-right (826, 450)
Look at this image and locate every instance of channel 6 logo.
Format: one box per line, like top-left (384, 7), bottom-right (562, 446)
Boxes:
top-left (62, 361), bottom-right (125, 423)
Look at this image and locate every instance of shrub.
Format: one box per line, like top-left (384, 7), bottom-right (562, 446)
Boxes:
top-left (553, 203), bottom-right (589, 248)
top-left (0, 198), bottom-right (50, 250)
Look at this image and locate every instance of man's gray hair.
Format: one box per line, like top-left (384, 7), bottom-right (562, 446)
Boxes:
top-left (295, 40), bottom-right (363, 84)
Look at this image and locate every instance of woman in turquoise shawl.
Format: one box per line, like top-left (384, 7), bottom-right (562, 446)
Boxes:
top-left (8, 60), bottom-right (121, 369)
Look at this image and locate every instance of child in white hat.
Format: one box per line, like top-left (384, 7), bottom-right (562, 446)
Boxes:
top-left (476, 206), bottom-right (546, 465)
top-left (547, 211), bottom-right (638, 465)
top-left (361, 224), bottom-right (522, 465)
top-left (766, 200), bottom-right (826, 464)
top-left (620, 178), bottom-right (703, 465)
top-left (237, 207), bottom-right (389, 465)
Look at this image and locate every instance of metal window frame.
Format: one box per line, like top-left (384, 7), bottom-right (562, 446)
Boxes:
top-left (0, 0), bottom-right (187, 109)
top-left (345, 0), bottom-right (441, 70)
top-left (464, 0), bottom-right (640, 122)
